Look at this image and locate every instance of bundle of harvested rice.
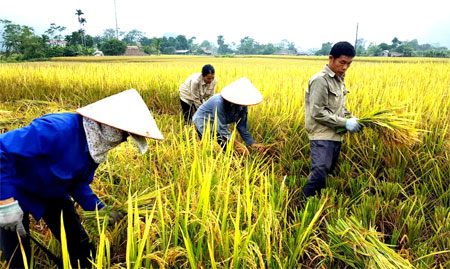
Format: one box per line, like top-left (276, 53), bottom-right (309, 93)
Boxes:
top-left (339, 107), bottom-right (425, 147)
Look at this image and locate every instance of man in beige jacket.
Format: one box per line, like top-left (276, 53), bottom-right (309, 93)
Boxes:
top-left (303, 41), bottom-right (362, 197)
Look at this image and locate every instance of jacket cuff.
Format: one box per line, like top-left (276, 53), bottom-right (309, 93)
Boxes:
top-left (0, 183), bottom-right (15, 200)
top-left (337, 117), bottom-right (347, 127)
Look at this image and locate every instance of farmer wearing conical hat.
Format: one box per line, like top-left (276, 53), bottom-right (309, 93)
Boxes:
top-left (193, 77), bottom-right (266, 154)
top-left (0, 89), bottom-right (163, 268)
top-left (303, 41), bottom-right (362, 198)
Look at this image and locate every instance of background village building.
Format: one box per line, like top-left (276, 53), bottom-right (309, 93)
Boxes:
top-left (175, 50), bottom-right (190, 55)
top-left (123, 46), bottom-right (148, 56)
top-left (48, 40), bottom-right (67, 46)
top-left (390, 51), bottom-right (404, 57)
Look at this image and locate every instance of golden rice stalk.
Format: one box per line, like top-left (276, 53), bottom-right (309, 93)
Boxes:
top-left (327, 216), bottom-right (412, 269)
top-left (339, 107), bottom-right (425, 147)
top-left (358, 107), bottom-right (425, 147)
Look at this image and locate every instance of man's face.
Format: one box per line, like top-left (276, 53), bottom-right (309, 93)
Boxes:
top-left (328, 55), bottom-right (353, 76)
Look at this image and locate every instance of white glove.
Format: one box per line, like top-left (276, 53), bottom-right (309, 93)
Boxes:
top-left (345, 117), bottom-right (362, 133)
top-left (0, 200), bottom-right (26, 237)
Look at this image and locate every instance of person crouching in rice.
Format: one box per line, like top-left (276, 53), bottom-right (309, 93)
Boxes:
top-left (179, 64), bottom-right (217, 124)
top-left (193, 77), bottom-right (267, 154)
top-left (0, 89), bottom-right (163, 268)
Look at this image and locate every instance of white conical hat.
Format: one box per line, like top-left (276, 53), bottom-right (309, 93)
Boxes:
top-left (76, 89), bottom-right (164, 140)
top-left (220, 77), bottom-right (263, 106)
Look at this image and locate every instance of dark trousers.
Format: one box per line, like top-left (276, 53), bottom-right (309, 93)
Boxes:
top-left (195, 127), bottom-right (228, 149)
top-left (180, 99), bottom-right (196, 124)
top-left (0, 198), bottom-right (95, 268)
top-left (303, 140), bottom-right (342, 197)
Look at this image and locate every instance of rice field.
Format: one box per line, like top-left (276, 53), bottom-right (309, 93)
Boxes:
top-left (0, 55), bottom-right (449, 268)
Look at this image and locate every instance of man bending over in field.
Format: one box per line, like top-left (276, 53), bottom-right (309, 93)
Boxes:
top-left (193, 77), bottom-right (266, 154)
top-left (0, 89), bottom-right (163, 268)
top-left (303, 41), bottom-right (362, 197)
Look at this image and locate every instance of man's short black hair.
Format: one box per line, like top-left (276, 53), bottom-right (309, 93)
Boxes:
top-left (330, 41), bottom-right (355, 58)
top-left (202, 64), bottom-right (215, 76)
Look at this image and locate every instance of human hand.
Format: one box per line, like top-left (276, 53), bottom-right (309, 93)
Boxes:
top-left (235, 146), bottom-right (249, 156)
top-left (250, 143), bottom-right (267, 153)
top-left (0, 200), bottom-right (26, 237)
top-left (108, 210), bottom-right (124, 225)
top-left (345, 118), bottom-right (362, 133)
top-left (100, 205), bottom-right (125, 225)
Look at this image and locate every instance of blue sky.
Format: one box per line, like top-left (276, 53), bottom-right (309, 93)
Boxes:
top-left (1, 0), bottom-right (449, 49)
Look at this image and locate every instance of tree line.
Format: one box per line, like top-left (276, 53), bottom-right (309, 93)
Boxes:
top-left (0, 19), bottom-right (300, 60)
top-left (1, 13), bottom-right (449, 60)
top-left (315, 37), bottom-right (449, 58)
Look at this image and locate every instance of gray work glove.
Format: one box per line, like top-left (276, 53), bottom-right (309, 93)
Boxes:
top-left (101, 205), bottom-right (125, 226)
top-left (108, 210), bottom-right (124, 226)
top-left (345, 117), bottom-right (362, 133)
top-left (0, 201), bottom-right (26, 237)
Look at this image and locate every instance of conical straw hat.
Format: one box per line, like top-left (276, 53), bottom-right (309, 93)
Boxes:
top-left (76, 89), bottom-right (164, 140)
top-left (220, 77), bottom-right (262, 106)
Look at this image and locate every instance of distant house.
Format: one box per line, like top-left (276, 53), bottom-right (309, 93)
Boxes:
top-left (175, 50), bottom-right (190, 55)
top-left (48, 40), bottom-right (67, 47)
top-left (390, 51), bottom-right (404, 57)
top-left (93, 50), bottom-right (104, 56)
top-left (123, 46), bottom-right (148, 56)
top-left (381, 50), bottom-right (389, 57)
top-left (274, 49), bottom-right (297, 55)
top-left (200, 47), bottom-right (213, 55)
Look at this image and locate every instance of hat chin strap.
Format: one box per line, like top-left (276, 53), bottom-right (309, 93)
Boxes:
top-left (130, 134), bottom-right (148, 154)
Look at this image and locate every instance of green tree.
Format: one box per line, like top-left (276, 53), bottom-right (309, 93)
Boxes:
top-left (378, 43), bottom-right (390, 51)
top-left (139, 36), bottom-right (153, 46)
top-left (102, 29), bottom-right (117, 41)
top-left (0, 20), bottom-right (23, 55)
top-left (122, 29), bottom-right (145, 45)
top-left (162, 46), bottom-right (176, 54)
top-left (45, 23), bottom-right (66, 42)
top-left (200, 40), bottom-right (213, 50)
top-left (100, 39), bottom-right (127, 55)
top-left (395, 44), bottom-right (414, 56)
top-left (152, 38), bottom-right (162, 55)
top-left (238, 36), bottom-right (257, 54)
top-left (366, 43), bottom-right (383, 56)
top-left (217, 35), bottom-right (232, 54)
top-left (75, 9), bottom-right (87, 47)
top-left (175, 35), bottom-right (188, 50)
top-left (188, 36), bottom-right (197, 51)
top-left (260, 43), bottom-right (277, 55)
top-left (65, 30), bottom-right (94, 48)
top-left (0, 20), bottom-right (49, 59)
top-left (391, 37), bottom-right (401, 49)
top-left (355, 38), bottom-right (367, 56)
top-left (315, 42), bottom-right (333, 56)
top-left (406, 39), bottom-right (419, 51)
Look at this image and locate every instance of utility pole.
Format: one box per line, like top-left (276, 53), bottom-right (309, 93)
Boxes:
top-left (114, 0), bottom-right (119, 39)
top-left (355, 22), bottom-right (359, 49)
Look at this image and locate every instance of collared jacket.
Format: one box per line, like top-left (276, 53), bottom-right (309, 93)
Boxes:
top-left (305, 65), bottom-right (352, 141)
top-left (179, 73), bottom-right (217, 109)
top-left (0, 113), bottom-right (104, 220)
top-left (193, 94), bottom-right (255, 146)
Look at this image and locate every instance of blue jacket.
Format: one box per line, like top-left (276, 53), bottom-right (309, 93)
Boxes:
top-left (0, 113), bottom-right (104, 220)
top-left (193, 94), bottom-right (255, 146)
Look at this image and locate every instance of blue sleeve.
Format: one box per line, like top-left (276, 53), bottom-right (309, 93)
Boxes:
top-left (70, 183), bottom-right (105, 211)
top-left (236, 108), bottom-right (255, 146)
top-left (215, 102), bottom-right (232, 141)
top-left (0, 118), bottom-right (58, 200)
